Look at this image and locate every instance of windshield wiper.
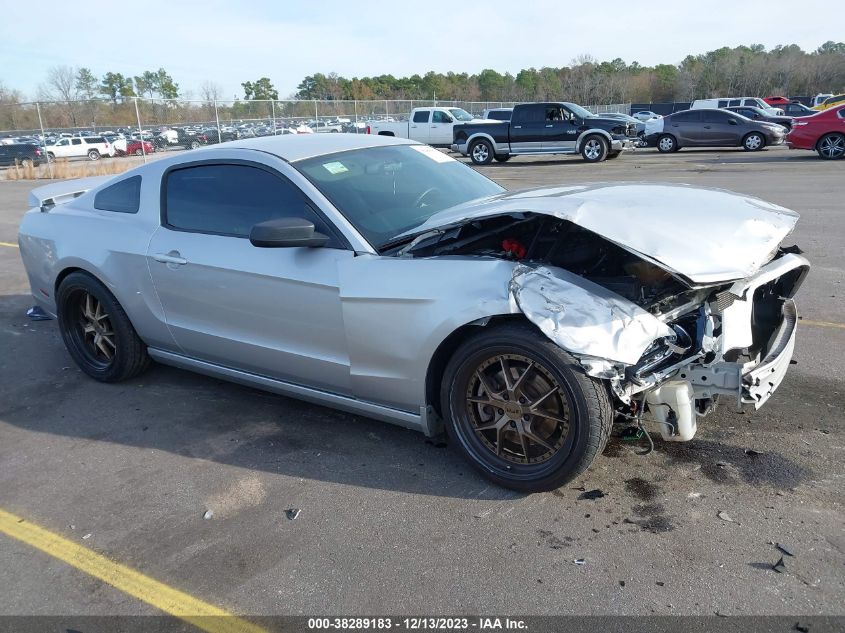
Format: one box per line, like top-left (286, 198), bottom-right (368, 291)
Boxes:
top-left (394, 229), bottom-right (446, 257)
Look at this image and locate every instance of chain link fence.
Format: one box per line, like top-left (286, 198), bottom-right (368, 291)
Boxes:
top-left (0, 97), bottom-right (631, 178)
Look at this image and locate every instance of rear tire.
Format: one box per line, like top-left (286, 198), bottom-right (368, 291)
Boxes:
top-left (19, 158), bottom-right (34, 168)
top-left (580, 135), bottom-right (609, 162)
top-left (816, 133), bottom-right (845, 159)
top-left (440, 323), bottom-right (612, 492)
top-left (134, 148), bottom-right (143, 156)
top-left (469, 139), bottom-right (494, 165)
top-left (56, 272), bottom-right (150, 383)
top-left (657, 134), bottom-right (677, 153)
top-left (87, 149), bottom-right (100, 161)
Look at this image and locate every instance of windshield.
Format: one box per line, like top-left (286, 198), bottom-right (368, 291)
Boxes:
top-left (295, 144), bottom-right (504, 248)
top-left (564, 103), bottom-right (595, 119)
top-left (448, 108), bottom-right (474, 121)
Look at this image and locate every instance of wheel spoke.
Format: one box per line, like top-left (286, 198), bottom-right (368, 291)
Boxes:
top-left (475, 369), bottom-right (500, 399)
top-left (499, 357), bottom-right (514, 390)
top-left (475, 414), bottom-right (507, 433)
top-left (518, 429), bottom-right (531, 459)
top-left (523, 428), bottom-right (554, 452)
top-left (531, 409), bottom-right (568, 425)
top-left (530, 386), bottom-right (558, 410)
top-left (467, 396), bottom-right (497, 407)
top-left (511, 361), bottom-right (534, 394)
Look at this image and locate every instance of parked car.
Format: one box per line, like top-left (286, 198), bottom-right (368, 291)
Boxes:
top-left (123, 140), bottom-right (155, 156)
top-left (45, 136), bottom-right (116, 161)
top-left (596, 112), bottom-right (646, 135)
top-left (644, 109), bottom-right (786, 152)
top-left (781, 102), bottom-right (817, 118)
top-left (722, 106), bottom-right (793, 130)
top-left (764, 96), bottom-right (791, 106)
top-left (813, 94), bottom-right (845, 112)
top-left (691, 98), bottom-right (784, 116)
top-left (17, 134), bottom-right (809, 492)
top-left (632, 111), bottom-right (661, 121)
top-left (308, 121), bottom-right (343, 133)
top-left (0, 143), bottom-right (43, 167)
top-left (452, 102), bottom-right (638, 164)
top-left (481, 108), bottom-right (514, 121)
top-left (786, 104), bottom-right (845, 159)
top-left (202, 128), bottom-right (240, 144)
top-left (368, 107), bottom-right (481, 147)
top-left (812, 93), bottom-right (834, 108)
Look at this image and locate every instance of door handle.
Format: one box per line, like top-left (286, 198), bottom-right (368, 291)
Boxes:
top-left (545, 124), bottom-right (553, 128)
top-left (513, 125), bottom-right (522, 129)
top-left (153, 252), bottom-right (187, 265)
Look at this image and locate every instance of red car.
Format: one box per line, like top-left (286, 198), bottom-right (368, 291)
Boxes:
top-left (786, 105), bottom-right (845, 159)
top-left (764, 96), bottom-right (791, 106)
top-left (124, 139), bottom-right (154, 156)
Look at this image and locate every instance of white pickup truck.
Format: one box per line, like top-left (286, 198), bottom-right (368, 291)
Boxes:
top-left (367, 107), bottom-right (487, 147)
top-left (45, 136), bottom-right (116, 161)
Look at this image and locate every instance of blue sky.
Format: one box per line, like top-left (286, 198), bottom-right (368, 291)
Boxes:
top-left (0, 0), bottom-right (838, 101)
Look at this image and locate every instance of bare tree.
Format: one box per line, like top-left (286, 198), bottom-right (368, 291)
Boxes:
top-left (38, 65), bottom-right (80, 126)
top-left (200, 81), bottom-right (223, 104)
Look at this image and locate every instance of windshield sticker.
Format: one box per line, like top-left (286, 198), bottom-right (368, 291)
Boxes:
top-left (323, 161), bottom-right (349, 175)
top-left (409, 145), bottom-right (452, 163)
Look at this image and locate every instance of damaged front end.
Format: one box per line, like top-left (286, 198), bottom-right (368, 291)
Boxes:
top-left (393, 191), bottom-right (809, 442)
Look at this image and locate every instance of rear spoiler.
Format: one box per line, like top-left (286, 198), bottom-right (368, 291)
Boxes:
top-left (28, 175), bottom-right (113, 211)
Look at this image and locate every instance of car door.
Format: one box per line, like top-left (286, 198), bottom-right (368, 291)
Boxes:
top-left (701, 110), bottom-right (738, 145)
top-left (509, 104), bottom-right (546, 151)
top-left (407, 110), bottom-right (430, 143)
top-left (68, 138), bottom-right (85, 157)
top-left (666, 110), bottom-right (703, 145)
top-left (429, 110), bottom-right (453, 145)
top-left (0, 147), bottom-right (9, 166)
top-left (543, 105), bottom-right (579, 151)
top-left (51, 138), bottom-right (71, 157)
top-left (146, 160), bottom-right (355, 395)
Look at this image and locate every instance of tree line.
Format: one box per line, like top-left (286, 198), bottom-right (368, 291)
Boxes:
top-left (293, 42), bottom-right (845, 104)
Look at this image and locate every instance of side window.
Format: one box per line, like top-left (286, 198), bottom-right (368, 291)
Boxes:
top-left (837, 106), bottom-right (845, 119)
top-left (545, 107), bottom-right (566, 121)
top-left (58, 139), bottom-right (69, 146)
top-left (94, 176), bottom-right (141, 214)
top-left (71, 139), bottom-right (82, 145)
top-left (513, 105), bottom-right (544, 124)
top-left (672, 110), bottom-right (701, 123)
top-left (431, 111), bottom-right (452, 123)
top-left (703, 110), bottom-right (730, 124)
top-left (729, 100), bottom-right (741, 107)
top-left (717, 100), bottom-right (728, 108)
top-left (412, 110), bottom-right (430, 123)
top-left (164, 164), bottom-right (341, 247)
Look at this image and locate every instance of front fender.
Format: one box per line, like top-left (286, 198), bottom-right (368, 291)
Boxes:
top-left (575, 128), bottom-right (614, 152)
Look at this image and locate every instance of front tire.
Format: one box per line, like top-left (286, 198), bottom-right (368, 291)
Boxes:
top-left (581, 135), bottom-right (608, 162)
top-left (469, 139), bottom-right (494, 165)
top-left (743, 132), bottom-right (765, 151)
top-left (817, 133), bottom-right (845, 159)
top-left (494, 154), bottom-right (511, 163)
top-left (57, 272), bottom-right (150, 383)
top-left (440, 323), bottom-right (612, 492)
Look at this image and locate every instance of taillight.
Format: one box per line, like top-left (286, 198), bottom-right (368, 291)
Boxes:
top-left (35, 149), bottom-right (41, 156)
top-left (366, 126), bottom-right (371, 134)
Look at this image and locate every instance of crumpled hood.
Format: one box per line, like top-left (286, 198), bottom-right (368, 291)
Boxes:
top-left (401, 183), bottom-right (799, 285)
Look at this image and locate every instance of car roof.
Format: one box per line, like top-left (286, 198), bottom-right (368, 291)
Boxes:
top-left (217, 132), bottom-right (418, 162)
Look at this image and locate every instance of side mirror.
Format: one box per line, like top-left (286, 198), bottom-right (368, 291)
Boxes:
top-left (250, 217), bottom-right (329, 248)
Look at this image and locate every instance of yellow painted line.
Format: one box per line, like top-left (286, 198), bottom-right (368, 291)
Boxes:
top-left (0, 508), bottom-right (267, 633)
top-left (0, 241), bottom-right (19, 248)
top-left (801, 319), bottom-right (845, 330)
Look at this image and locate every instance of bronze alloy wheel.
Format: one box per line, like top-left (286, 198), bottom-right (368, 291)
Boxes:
top-left (72, 290), bottom-right (116, 367)
top-left (464, 353), bottom-right (571, 465)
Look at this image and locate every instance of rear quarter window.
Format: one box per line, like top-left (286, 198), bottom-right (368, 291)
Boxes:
top-left (94, 176), bottom-right (142, 214)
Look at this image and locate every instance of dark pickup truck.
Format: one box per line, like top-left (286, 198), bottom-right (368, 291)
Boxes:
top-left (452, 102), bottom-right (638, 164)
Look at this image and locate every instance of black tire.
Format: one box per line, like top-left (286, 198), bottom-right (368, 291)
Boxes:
top-left (47, 152), bottom-right (55, 162)
top-left (134, 148), bottom-right (143, 156)
top-left (189, 140), bottom-right (200, 150)
top-left (742, 132), bottom-right (765, 151)
top-left (606, 151), bottom-right (621, 160)
top-left (87, 149), bottom-right (100, 161)
top-left (580, 134), bottom-right (609, 162)
top-left (440, 323), bottom-right (613, 492)
top-left (494, 154), bottom-right (511, 163)
top-left (56, 271), bottom-right (150, 383)
top-left (19, 158), bottom-right (34, 168)
top-left (657, 134), bottom-right (677, 153)
top-left (816, 133), bottom-right (845, 159)
top-left (469, 139), bottom-right (494, 165)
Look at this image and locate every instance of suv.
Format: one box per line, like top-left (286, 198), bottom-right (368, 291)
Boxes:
top-left (692, 97), bottom-right (784, 116)
top-left (0, 143), bottom-right (43, 167)
top-left (46, 136), bottom-right (116, 161)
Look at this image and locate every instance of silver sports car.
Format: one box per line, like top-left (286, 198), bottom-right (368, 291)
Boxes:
top-left (18, 134), bottom-right (809, 492)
